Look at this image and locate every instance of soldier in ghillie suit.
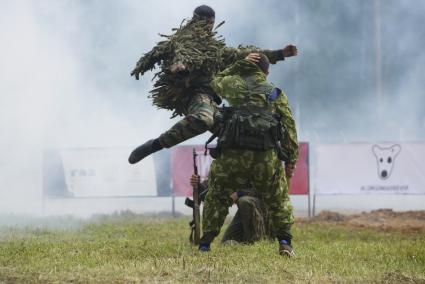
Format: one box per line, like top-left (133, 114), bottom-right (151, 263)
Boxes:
top-left (199, 53), bottom-right (298, 257)
top-left (128, 5), bottom-right (298, 164)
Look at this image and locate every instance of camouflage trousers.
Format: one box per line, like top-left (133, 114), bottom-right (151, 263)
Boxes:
top-left (221, 196), bottom-right (267, 244)
top-left (159, 93), bottom-right (216, 148)
top-left (201, 149), bottom-right (294, 244)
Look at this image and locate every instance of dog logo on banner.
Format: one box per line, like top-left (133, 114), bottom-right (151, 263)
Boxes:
top-left (372, 144), bottom-right (401, 180)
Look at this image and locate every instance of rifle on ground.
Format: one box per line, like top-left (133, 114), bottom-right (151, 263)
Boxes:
top-left (187, 148), bottom-right (201, 245)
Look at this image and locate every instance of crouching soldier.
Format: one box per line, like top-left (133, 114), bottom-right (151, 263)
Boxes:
top-left (189, 174), bottom-right (268, 244)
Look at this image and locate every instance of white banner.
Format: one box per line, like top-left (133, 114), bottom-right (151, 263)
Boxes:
top-left (60, 148), bottom-right (157, 197)
top-left (315, 143), bottom-right (425, 195)
top-left (195, 150), bottom-right (213, 182)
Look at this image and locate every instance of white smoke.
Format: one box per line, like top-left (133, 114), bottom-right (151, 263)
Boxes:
top-left (0, 0), bottom-right (424, 215)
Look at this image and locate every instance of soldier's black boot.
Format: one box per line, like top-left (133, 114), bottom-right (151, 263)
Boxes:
top-left (198, 231), bottom-right (217, 252)
top-left (278, 239), bottom-right (295, 258)
top-left (128, 138), bottom-right (163, 164)
top-left (198, 243), bottom-right (210, 252)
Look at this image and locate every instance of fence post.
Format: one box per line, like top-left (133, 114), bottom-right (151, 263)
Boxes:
top-left (308, 191), bottom-right (311, 217)
top-left (307, 142), bottom-right (311, 217)
top-left (171, 194), bottom-right (176, 217)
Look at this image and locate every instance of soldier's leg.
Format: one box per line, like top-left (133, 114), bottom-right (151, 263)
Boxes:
top-left (200, 161), bottom-right (235, 246)
top-left (278, 176), bottom-right (294, 242)
top-left (251, 151), bottom-right (294, 244)
top-left (238, 196), bottom-right (266, 243)
top-left (220, 210), bottom-right (244, 244)
top-left (201, 187), bottom-right (232, 245)
top-left (159, 93), bottom-right (215, 148)
top-left (200, 150), bottom-right (249, 248)
top-left (128, 93), bottom-right (215, 164)
top-left (273, 179), bottom-right (295, 257)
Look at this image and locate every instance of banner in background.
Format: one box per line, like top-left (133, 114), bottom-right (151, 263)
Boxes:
top-left (315, 143), bottom-right (425, 195)
top-left (60, 148), bottom-right (157, 197)
top-left (172, 143), bottom-right (310, 197)
top-left (171, 145), bottom-right (209, 197)
top-left (290, 142), bottom-right (310, 195)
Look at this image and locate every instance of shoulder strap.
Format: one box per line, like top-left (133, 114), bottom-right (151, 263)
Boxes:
top-left (204, 132), bottom-right (218, 155)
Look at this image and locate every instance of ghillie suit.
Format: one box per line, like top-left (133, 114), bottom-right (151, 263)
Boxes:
top-left (133, 19), bottom-right (226, 118)
top-left (129, 16), bottom-right (287, 162)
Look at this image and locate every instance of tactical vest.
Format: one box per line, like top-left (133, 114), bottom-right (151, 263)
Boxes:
top-left (207, 75), bottom-right (283, 155)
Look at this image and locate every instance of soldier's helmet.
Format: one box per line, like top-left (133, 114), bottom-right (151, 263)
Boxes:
top-left (193, 5), bottom-right (215, 23)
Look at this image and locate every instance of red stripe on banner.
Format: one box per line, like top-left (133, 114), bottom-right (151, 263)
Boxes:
top-left (289, 142), bottom-right (309, 195)
top-left (171, 145), bottom-right (206, 197)
top-left (171, 143), bottom-right (310, 197)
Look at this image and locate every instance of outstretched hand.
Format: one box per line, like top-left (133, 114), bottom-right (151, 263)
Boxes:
top-left (282, 44), bottom-right (298, 57)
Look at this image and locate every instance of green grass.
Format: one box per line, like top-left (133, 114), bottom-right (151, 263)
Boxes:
top-left (0, 212), bottom-right (424, 283)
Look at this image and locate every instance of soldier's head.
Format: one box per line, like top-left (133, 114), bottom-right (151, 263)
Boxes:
top-left (256, 54), bottom-right (270, 75)
top-left (193, 5), bottom-right (215, 24)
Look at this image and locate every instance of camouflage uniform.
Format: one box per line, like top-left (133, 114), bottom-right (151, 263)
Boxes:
top-left (131, 19), bottom-right (287, 148)
top-left (194, 178), bottom-right (269, 244)
top-left (221, 195), bottom-right (267, 244)
top-left (201, 59), bottom-right (298, 244)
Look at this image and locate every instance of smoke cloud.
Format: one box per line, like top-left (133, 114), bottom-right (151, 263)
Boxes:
top-left (0, 0), bottom-right (424, 214)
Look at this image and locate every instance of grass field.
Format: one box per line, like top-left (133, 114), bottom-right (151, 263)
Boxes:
top-left (0, 212), bottom-right (424, 283)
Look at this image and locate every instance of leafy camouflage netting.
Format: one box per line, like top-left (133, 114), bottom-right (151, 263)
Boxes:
top-left (148, 19), bottom-right (226, 117)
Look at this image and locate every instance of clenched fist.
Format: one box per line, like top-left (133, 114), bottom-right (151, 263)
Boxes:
top-left (282, 44), bottom-right (298, 57)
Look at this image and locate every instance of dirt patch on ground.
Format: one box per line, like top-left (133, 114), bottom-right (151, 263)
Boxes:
top-left (299, 209), bottom-right (425, 233)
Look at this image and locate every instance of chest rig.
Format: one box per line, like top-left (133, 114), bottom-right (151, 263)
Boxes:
top-left (206, 75), bottom-right (284, 157)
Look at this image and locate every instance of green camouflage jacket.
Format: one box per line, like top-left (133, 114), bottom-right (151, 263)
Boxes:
top-left (132, 19), bottom-right (285, 117)
top-left (210, 59), bottom-right (299, 164)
